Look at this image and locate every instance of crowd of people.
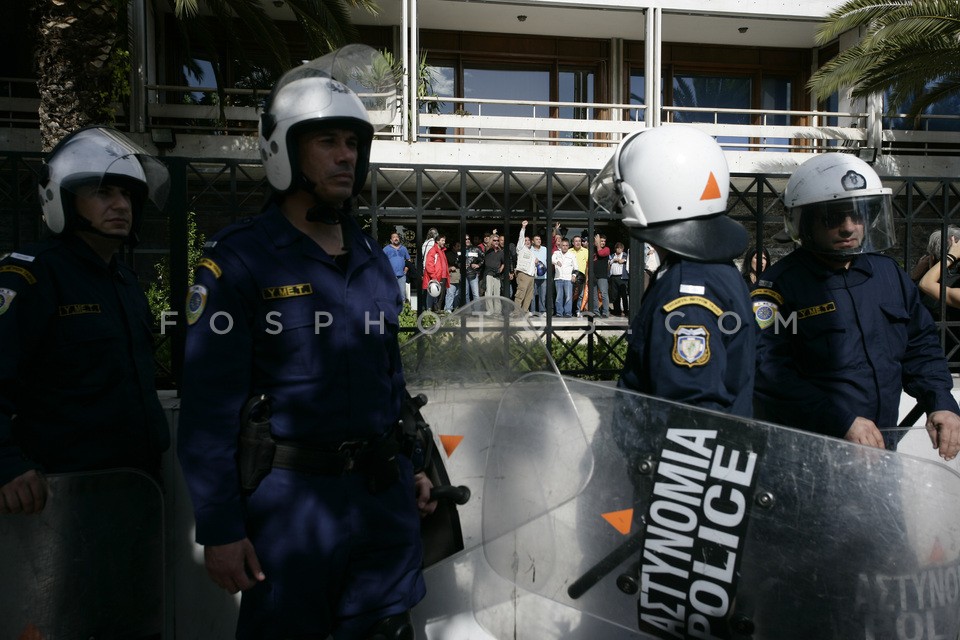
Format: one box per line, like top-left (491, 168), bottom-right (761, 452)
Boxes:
top-left (385, 222), bottom-right (643, 319)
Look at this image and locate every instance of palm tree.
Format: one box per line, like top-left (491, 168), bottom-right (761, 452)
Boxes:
top-left (35, 0), bottom-right (126, 151)
top-left (34, 0), bottom-right (379, 150)
top-left (808, 0), bottom-right (960, 122)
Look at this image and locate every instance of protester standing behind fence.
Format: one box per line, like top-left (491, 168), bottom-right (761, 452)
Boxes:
top-left (608, 242), bottom-right (629, 316)
top-left (552, 238), bottom-right (576, 318)
top-left (483, 234), bottom-right (505, 312)
top-left (513, 220), bottom-right (536, 315)
top-left (444, 240), bottom-right (461, 312)
top-left (570, 235), bottom-right (588, 317)
top-left (531, 232), bottom-right (548, 315)
top-left (383, 232), bottom-right (410, 303)
top-left (589, 233), bottom-right (611, 318)
top-left (464, 235), bottom-right (482, 304)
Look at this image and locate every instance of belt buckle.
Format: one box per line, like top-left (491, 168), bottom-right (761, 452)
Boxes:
top-left (338, 440), bottom-right (365, 472)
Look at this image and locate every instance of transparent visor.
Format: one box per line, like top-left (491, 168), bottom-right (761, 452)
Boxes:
top-left (275, 44), bottom-right (397, 131)
top-left (591, 155), bottom-right (619, 212)
top-left (53, 129), bottom-right (170, 211)
top-left (788, 192), bottom-right (895, 256)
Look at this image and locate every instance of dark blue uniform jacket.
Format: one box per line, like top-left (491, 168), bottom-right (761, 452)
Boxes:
top-left (177, 205), bottom-right (406, 545)
top-left (753, 249), bottom-right (959, 439)
top-left (619, 259), bottom-right (756, 418)
top-left (0, 235), bottom-right (168, 485)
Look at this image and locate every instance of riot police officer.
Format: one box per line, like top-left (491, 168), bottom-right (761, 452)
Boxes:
top-left (593, 125), bottom-right (755, 416)
top-left (177, 46), bottom-right (435, 639)
top-left (753, 153), bottom-right (960, 459)
top-left (0, 125), bottom-right (170, 513)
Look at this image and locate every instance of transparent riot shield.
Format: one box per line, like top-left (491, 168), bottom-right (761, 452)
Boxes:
top-left (402, 297), bottom-right (563, 636)
top-left (479, 373), bottom-right (960, 639)
top-left (0, 469), bottom-right (164, 640)
top-left (402, 297), bottom-right (555, 554)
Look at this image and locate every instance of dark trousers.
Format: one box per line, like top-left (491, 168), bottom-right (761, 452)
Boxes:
top-left (610, 277), bottom-right (629, 315)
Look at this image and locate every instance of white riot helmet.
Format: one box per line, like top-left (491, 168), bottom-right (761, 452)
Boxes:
top-left (427, 279), bottom-right (442, 298)
top-left (38, 126), bottom-right (170, 236)
top-left (783, 153), bottom-right (895, 257)
top-left (259, 44), bottom-right (396, 197)
top-left (592, 125), bottom-right (746, 262)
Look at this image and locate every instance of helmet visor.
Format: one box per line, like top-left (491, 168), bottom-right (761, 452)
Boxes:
top-left (789, 193), bottom-right (896, 256)
top-left (52, 128), bottom-right (170, 211)
top-left (591, 153), bottom-right (619, 212)
top-left (276, 44), bottom-right (397, 132)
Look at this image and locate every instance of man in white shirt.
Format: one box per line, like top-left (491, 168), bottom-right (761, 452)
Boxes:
top-left (608, 241), bottom-right (629, 316)
top-left (552, 238), bottom-right (577, 317)
top-left (513, 220), bottom-right (537, 315)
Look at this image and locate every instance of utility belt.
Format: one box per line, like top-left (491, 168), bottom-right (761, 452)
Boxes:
top-left (238, 395), bottom-right (410, 495)
top-left (272, 430), bottom-right (400, 477)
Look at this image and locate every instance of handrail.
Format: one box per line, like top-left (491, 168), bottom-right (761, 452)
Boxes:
top-left (7, 80), bottom-right (960, 156)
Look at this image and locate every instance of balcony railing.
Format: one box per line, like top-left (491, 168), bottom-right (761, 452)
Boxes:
top-left (5, 77), bottom-right (960, 157)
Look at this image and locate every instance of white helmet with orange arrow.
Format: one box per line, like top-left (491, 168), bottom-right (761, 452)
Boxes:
top-left (592, 125), bottom-right (747, 262)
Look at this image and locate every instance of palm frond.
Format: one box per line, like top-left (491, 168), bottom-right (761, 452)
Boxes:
top-left (810, 0), bottom-right (960, 122)
top-left (860, 14), bottom-right (960, 48)
top-left (815, 1), bottom-right (914, 44)
top-left (174, 0), bottom-right (201, 18)
top-left (287, 0), bottom-right (362, 55)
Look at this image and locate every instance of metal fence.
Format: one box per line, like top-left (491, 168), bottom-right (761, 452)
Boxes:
top-left (2, 151), bottom-right (960, 386)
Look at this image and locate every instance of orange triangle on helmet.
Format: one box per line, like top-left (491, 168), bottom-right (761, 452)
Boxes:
top-left (700, 171), bottom-right (722, 201)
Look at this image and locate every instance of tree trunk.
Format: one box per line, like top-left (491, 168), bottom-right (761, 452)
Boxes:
top-left (36, 0), bottom-right (123, 151)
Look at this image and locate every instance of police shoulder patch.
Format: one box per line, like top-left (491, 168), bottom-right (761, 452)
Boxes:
top-left (0, 287), bottom-right (17, 315)
top-left (752, 300), bottom-right (778, 330)
top-left (185, 284), bottom-right (208, 325)
top-left (672, 325), bottom-right (711, 367)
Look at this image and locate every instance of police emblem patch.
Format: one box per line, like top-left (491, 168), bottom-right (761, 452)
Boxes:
top-left (0, 287), bottom-right (16, 315)
top-left (185, 284), bottom-right (208, 325)
top-left (753, 300), bottom-right (777, 330)
top-left (672, 325), bottom-right (710, 367)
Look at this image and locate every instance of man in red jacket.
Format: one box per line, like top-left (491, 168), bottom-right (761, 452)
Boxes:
top-left (422, 233), bottom-right (449, 312)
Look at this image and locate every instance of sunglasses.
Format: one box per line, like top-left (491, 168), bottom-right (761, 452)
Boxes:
top-left (820, 211), bottom-right (865, 229)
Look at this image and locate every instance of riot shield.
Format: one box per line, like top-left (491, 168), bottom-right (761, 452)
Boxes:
top-left (479, 373), bottom-right (960, 639)
top-left (0, 469), bottom-right (164, 640)
top-left (403, 297), bottom-right (570, 636)
top-left (401, 297), bottom-right (555, 557)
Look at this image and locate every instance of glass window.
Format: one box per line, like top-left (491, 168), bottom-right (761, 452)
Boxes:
top-left (628, 71), bottom-right (645, 122)
top-left (183, 58), bottom-right (217, 105)
top-left (559, 69), bottom-right (595, 143)
top-left (761, 77), bottom-right (791, 151)
top-left (463, 66), bottom-right (549, 116)
top-left (672, 74), bottom-right (751, 148)
top-left (882, 83), bottom-right (960, 133)
top-left (421, 64), bottom-right (455, 114)
top-left (462, 66), bottom-right (550, 142)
